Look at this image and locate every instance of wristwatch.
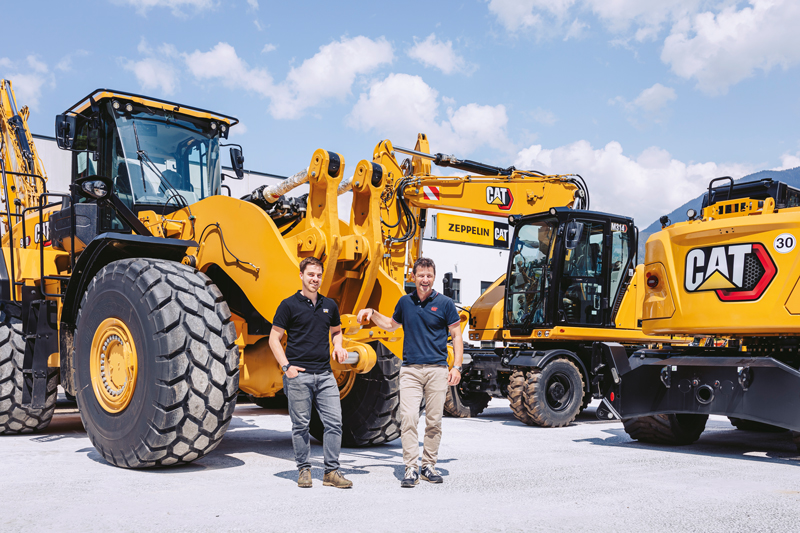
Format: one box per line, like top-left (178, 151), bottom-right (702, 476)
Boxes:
top-left (454, 366), bottom-right (462, 373)
top-left (281, 364), bottom-right (291, 372)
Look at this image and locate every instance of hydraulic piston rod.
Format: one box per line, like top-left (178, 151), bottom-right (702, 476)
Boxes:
top-left (393, 145), bottom-right (515, 176)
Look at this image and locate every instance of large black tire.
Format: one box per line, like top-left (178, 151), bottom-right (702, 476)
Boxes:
top-left (523, 359), bottom-right (585, 428)
top-left (623, 414), bottom-right (708, 445)
top-left (310, 343), bottom-right (401, 447)
top-left (728, 417), bottom-right (786, 433)
top-left (508, 370), bottom-right (535, 425)
top-left (74, 259), bottom-right (239, 468)
top-left (0, 302), bottom-right (58, 433)
top-left (792, 432), bottom-right (800, 452)
top-left (443, 385), bottom-right (491, 418)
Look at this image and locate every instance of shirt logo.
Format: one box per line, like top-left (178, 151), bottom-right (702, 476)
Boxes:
top-left (323, 309), bottom-right (329, 313)
top-left (431, 307), bottom-right (438, 312)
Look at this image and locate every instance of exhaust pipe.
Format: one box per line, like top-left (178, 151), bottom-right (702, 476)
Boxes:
top-left (695, 384), bottom-right (715, 405)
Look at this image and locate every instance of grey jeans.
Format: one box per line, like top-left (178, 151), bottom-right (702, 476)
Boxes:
top-left (282, 371), bottom-right (343, 473)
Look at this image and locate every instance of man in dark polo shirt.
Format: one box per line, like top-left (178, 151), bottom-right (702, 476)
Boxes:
top-left (269, 257), bottom-right (352, 489)
top-left (357, 257), bottom-right (463, 488)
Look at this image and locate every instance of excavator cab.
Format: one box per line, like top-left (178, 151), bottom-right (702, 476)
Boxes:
top-left (505, 208), bottom-right (636, 336)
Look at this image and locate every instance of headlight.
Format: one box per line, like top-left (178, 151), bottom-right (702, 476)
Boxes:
top-left (82, 180), bottom-right (109, 198)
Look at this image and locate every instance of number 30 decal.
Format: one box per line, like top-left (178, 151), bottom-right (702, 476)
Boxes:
top-left (774, 233), bottom-right (796, 254)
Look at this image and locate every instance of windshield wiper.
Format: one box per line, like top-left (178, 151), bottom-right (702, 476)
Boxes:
top-left (130, 119), bottom-right (188, 210)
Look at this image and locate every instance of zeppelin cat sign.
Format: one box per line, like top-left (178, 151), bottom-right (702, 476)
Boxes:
top-left (434, 213), bottom-right (509, 248)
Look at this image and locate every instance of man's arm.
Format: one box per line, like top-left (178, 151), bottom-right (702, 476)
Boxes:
top-left (356, 308), bottom-right (401, 332)
top-left (448, 322), bottom-right (463, 386)
top-left (330, 325), bottom-right (348, 363)
top-left (268, 326), bottom-right (305, 378)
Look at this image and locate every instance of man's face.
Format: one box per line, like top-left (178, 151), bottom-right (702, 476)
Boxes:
top-left (300, 264), bottom-right (323, 293)
top-left (413, 266), bottom-right (435, 294)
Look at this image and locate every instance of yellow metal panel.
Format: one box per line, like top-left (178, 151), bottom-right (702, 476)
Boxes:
top-left (435, 213), bottom-right (496, 246)
top-left (643, 207), bottom-right (800, 336)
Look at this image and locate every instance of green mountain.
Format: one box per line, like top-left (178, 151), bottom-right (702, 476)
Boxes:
top-left (636, 166), bottom-right (800, 261)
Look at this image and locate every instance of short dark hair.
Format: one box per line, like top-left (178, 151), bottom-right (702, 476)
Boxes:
top-left (412, 257), bottom-right (436, 275)
top-left (299, 257), bottom-right (324, 274)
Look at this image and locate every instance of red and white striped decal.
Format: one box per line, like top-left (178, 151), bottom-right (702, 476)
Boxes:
top-left (423, 186), bottom-right (440, 201)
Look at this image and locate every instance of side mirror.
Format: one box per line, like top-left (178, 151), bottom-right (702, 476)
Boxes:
top-left (55, 114), bottom-right (76, 150)
top-left (442, 272), bottom-right (454, 299)
top-left (230, 147), bottom-right (245, 179)
top-left (564, 220), bottom-right (584, 250)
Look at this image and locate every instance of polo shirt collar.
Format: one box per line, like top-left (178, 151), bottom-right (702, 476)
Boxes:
top-left (294, 290), bottom-right (325, 308)
top-left (411, 289), bottom-right (437, 305)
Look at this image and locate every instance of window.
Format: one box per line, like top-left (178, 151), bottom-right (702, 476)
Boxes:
top-left (558, 221), bottom-right (605, 325)
top-left (452, 278), bottom-right (461, 303)
top-left (506, 218), bottom-right (557, 327)
top-left (480, 281), bottom-right (493, 294)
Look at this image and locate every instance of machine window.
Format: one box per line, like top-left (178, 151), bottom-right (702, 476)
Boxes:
top-left (506, 218), bottom-right (556, 327)
top-left (558, 221), bottom-right (605, 325)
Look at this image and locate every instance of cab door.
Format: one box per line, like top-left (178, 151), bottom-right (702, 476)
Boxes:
top-left (555, 217), bottom-right (610, 327)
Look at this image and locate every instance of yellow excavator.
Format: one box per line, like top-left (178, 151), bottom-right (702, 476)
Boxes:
top-left (0, 83), bottom-right (679, 467)
top-left (379, 143), bottom-right (683, 427)
top-left (594, 177), bottom-right (800, 447)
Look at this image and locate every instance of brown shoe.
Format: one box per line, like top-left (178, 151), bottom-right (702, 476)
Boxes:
top-left (298, 468), bottom-right (312, 488)
top-left (323, 469), bottom-right (353, 489)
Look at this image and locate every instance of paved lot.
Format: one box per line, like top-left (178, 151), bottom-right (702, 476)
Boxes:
top-left (2, 396), bottom-right (800, 532)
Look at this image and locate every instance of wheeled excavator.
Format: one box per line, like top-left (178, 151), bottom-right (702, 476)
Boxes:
top-left (593, 177), bottom-right (800, 448)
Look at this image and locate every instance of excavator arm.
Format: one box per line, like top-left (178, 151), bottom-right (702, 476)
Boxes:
top-left (0, 79), bottom-right (48, 224)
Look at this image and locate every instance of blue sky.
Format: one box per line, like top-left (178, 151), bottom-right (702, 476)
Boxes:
top-left (3, 0), bottom-right (800, 224)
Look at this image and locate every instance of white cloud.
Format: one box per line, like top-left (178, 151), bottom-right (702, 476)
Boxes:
top-left (185, 37), bottom-right (392, 120)
top-left (56, 50), bottom-right (90, 72)
top-left (515, 140), bottom-right (755, 224)
top-left (246, 0), bottom-right (258, 9)
top-left (347, 73), bottom-right (509, 155)
top-left (185, 42), bottom-right (273, 95)
top-left (774, 152), bottom-right (800, 171)
top-left (228, 122), bottom-right (248, 137)
top-left (563, 19), bottom-right (589, 41)
top-left (529, 107), bottom-right (558, 126)
top-left (1, 56), bottom-right (55, 110)
top-left (407, 33), bottom-right (473, 75)
top-left (611, 83), bottom-right (677, 127)
top-left (661, 0), bottom-right (800, 95)
top-left (254, 20), bottom-right (263, 31)
top-left (633, 83), bottom-right (677, 112)
top-left (582, 0), bottom-right (702, 40)
top-left (268, 36), bottom-right (393, 119)
top-left (488, 0), bottom-right (576, 31)
top-left (116, 0), bottom-right (215, 16)
top-left (261, 43), bottom-right (277, 53)
top-left (124, 39), bottom-right (181, 95)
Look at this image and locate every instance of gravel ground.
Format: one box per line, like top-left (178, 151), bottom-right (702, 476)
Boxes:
top-left (2, 397), bottom-right (800, 532)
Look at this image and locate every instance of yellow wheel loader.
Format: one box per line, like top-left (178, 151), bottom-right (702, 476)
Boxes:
top-left (594, 177), bottom-right (800, 446)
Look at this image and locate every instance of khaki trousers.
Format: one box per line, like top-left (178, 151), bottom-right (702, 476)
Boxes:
top-left (399, 364), bottom-right (449, 469)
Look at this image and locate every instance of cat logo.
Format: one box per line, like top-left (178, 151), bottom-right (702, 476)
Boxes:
top-left (684, 243), bottom-right (776, 301)
top-left (486, 187), bottom-right (514, 210)
top-left (494, 227), bottom-right (508, 242)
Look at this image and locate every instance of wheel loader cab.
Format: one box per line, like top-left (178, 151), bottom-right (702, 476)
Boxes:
top-left (67, 95), bottom-right (224, 213)
top-left (505, 209), bottom-right (636, 335)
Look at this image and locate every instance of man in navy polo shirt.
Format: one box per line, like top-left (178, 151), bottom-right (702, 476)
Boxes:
top-left (357, 257), bottom-right (463, 488)
top-left (270, 257), bottom-right (352, 489)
